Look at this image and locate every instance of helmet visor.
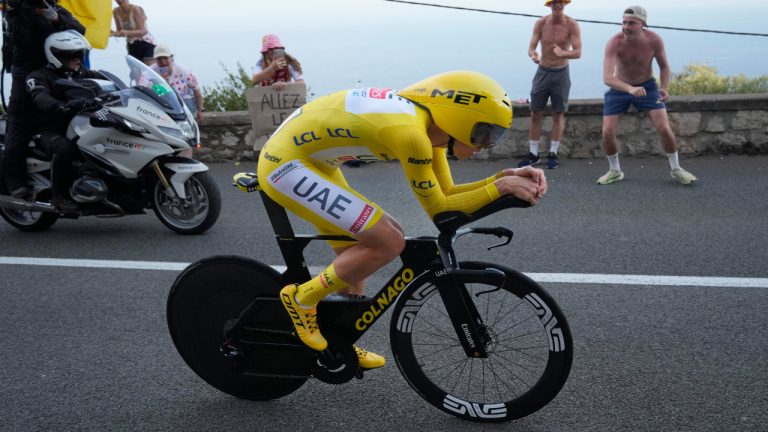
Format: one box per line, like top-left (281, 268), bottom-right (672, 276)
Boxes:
top-left (53, 48), bottom-right (87, 63)
top-left (63, 49), bottom-right (87, 62)
top-left (470, 122), bottom-right (507, 149)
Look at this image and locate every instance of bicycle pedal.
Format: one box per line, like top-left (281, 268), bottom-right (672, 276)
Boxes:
top-left (219, 340), bottom-right (243, 359)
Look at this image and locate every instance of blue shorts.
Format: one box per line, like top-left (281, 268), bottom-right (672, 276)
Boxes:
top-left (603, 78), bottom-right (666, 116)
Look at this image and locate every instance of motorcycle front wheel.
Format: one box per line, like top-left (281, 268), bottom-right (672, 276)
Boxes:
top-left (151, 171), bottom-right (221, 235)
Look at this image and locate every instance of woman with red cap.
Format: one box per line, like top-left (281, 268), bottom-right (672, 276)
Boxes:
top-left (251, 34), bottom-right (304, 91)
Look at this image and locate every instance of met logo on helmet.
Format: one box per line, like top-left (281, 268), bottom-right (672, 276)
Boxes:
top-left (430, 89), bottom-right (487, 106)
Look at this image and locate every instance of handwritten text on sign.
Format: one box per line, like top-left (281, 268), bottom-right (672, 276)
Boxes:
top-left (245, 83), bottom-right (307, 136)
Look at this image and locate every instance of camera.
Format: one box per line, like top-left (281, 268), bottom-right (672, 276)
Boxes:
top-left (272, 48), bottom-right (285, 59)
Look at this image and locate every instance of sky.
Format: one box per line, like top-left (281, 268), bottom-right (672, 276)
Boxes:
top-left (6, 0), bottom-right (768, 103)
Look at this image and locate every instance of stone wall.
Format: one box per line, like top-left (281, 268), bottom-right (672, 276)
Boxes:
top-left (194, 93), bottom-right (768, 162)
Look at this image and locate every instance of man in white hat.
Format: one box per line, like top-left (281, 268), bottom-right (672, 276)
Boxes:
top-left (598, 5), bottom-right (697, 185)
top-left (151, 43), bottom-right (204, 122)
top-left (519, 0), bottom-right (582, 170)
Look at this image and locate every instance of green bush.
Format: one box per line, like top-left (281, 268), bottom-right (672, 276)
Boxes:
top-left (669, 63), bottom-right (768, 95)
top-left (202, 62), bottom-right (252, 112)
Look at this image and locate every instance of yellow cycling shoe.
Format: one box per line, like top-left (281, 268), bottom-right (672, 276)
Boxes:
top-left (354, 345), bottom-right (386, 370)
top-left (280, 284), bottom-right (328, 351)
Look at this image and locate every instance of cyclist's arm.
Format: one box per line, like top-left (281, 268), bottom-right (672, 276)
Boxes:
top-left (382, 127), bottom-right (500, 218)
top-left (431, 147), bottom-right (497, 195)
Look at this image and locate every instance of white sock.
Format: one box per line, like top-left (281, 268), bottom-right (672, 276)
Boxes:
top-left (607, 154), bottom-right (621, 171)
top-left (667, 151), bottom-right (681, 170)
top-left (529, 140), bottom-right (540, 155)
top-left (550, 141), bottom-right (560, 154)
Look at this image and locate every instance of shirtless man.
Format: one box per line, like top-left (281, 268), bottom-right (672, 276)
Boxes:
top-left (519, 0), bottom-right (582, 169)
top-left (597, 5), bottom-right (697, 185)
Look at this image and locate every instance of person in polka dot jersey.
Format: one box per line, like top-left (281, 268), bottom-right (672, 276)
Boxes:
top-left (150, 43), bottom-right (204, 122)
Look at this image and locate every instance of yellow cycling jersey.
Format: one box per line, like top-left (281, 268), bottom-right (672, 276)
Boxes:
top-left (257, 87), bottom-right (501, 237)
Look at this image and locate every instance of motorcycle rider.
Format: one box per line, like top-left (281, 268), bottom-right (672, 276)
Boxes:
top-left (26, 30), bottom-right (101, 212)
top-left (2, 0), bottom-right (85, 199)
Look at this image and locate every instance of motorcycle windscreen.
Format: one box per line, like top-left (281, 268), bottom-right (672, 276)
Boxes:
top-left (124, 56), bottom-right (186, 118)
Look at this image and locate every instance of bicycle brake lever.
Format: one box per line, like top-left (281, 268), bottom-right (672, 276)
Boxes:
top-left (470, 227), bottom-right (514, 250)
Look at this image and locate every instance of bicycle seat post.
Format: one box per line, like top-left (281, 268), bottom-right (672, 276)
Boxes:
top-left (258, 190), bottom-right (295, 239)
top-left (256, 189), bottom-right (314, 283)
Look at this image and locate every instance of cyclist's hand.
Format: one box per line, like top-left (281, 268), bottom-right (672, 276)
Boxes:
top-left (498, 166), bottom-right (547, 197)
top-left (494, 175), bottom-right (545, 206)
top-left (516, 166), bottom-right (547, 194)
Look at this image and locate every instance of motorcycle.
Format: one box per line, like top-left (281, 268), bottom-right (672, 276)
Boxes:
top-left (0, 56), bottom-right (221, 234)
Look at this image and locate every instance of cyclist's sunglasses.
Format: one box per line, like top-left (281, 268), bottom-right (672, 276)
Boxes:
top-left (470, 122), bottom-right (508, 149)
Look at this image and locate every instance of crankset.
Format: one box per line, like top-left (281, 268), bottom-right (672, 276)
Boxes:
top-left (312, 332), bottom-right (360, 384)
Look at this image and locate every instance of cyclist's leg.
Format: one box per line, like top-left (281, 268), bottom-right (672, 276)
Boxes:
top-left (321, 170), bottom-right (404, 296)
top-left (259, 156), bottom-right (403, 304)
top-left (326, 213), bottom-right (403, 297)
top-left (331, 219), bottom-right (403, 296)
top-left (258, 151), bottom-right (403, 352)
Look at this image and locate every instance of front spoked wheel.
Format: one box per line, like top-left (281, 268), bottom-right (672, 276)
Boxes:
top-left (390, 261), bottom-right (572, 422)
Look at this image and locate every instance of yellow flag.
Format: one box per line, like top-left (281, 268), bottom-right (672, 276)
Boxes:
top-left (58, 0), bottom-right (113, 49)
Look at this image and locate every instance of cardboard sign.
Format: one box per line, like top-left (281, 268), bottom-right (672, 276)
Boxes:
top-left (245, 83), bottom-right (307, 137)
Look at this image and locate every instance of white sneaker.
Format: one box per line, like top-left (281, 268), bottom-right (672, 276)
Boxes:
top-left (671, 168), bottom-right (697, 185)
top-left (597, 169), bottom-right (624, 185)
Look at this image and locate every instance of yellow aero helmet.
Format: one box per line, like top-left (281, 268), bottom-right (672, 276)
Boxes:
top-left (398, 70), bottom-right (512, 149)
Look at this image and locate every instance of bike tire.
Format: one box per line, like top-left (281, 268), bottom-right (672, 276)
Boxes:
top-left (390, 261), bottom-right (573, 422)
top-left (167, 255), bottom-right (312, 400)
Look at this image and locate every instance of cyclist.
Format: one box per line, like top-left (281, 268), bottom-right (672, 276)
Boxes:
top-left (257, 71), bottom-right (548, 369)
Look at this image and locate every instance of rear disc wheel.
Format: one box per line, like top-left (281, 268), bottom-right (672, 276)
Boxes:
top-left (167, 256), bottom-right (314, 400)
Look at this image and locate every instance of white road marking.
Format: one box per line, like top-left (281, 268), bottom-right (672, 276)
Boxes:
top-left (1, 257), bottom-right (767, 288)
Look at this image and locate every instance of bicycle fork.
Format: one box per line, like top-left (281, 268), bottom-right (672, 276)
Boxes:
top-left (436, 267), bottom-right (507, 358)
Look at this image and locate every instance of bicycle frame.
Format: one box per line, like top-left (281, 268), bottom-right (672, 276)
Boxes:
top-left (226, 179), bottom-right (519, 358)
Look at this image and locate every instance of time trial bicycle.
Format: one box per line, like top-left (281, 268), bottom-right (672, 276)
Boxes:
top-left (166, 172), bottom-right (572, 422)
